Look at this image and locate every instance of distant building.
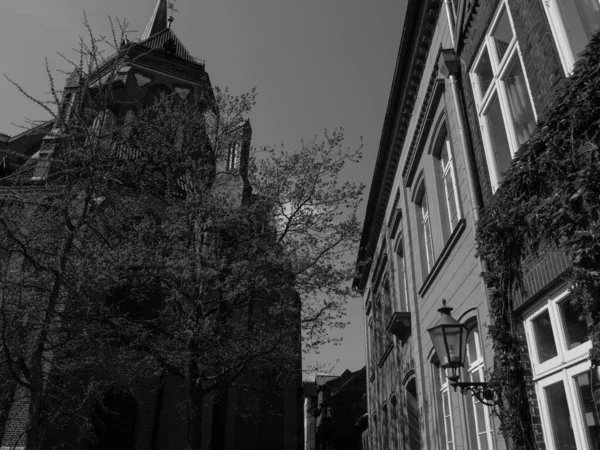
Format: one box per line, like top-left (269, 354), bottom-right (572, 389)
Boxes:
top-left (304, 369), bottom-right (366, 450)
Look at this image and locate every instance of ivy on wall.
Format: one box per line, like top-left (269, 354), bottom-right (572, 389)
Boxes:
top-left (475, 33), bottom-right (600, 450)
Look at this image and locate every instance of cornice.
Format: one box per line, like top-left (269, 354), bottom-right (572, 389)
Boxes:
top-left (402, 73), bottom-right (444, 187)
top-left (354, 0), bottom-right (442, 290)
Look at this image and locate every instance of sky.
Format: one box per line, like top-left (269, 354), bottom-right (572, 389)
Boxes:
top-left (0, 0), bottom-right (407, 379)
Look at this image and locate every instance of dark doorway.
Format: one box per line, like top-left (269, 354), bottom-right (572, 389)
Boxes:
top-left (89, 390), bottom-right (138, 450)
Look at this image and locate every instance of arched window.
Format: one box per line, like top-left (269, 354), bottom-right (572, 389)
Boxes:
top-left (464, 320), bottom-right (494, 450)
top-left (431, 355), bottom-right (454, 450)
top-left (382, 277), bottom-right (393, 329)
top-left (225, 142), bottom-right (241, 171)
top-left (144, 84), bottom-right (171, 109)
top-left (89, 390), bottom-right (137, 450)
top-left (432, 120), bottom-right (462, 241)
top-left (405, 377), bottom-right (421, 450)
top-left (394, 233), bottom-right (409, 312)
top-left (414, 181), bottom-right (434, 275)
top-left (382, 403), bottom-right (390, 450)
top-left (390, 394), bottom-right (400, 450)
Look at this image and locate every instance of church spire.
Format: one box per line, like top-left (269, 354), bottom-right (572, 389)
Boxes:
top-left (141, 0), bottom-right (169, 41)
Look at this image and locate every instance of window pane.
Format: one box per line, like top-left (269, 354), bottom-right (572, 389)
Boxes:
top-left (440, 141), bottom-right (450, 168)
top-left (475, 402), bottom-right (489, 450)
top-left (421, 194), bottom-right (429, 216)
top-left (443, 391), bottom-right (454, 450)
top-left (420, 193), bottom-right (434, 270)
top-left (474, 48), bottom-right (494, 97)
top-left (558, 0), bottom-right (600, 58)
top-left (492, 8), bottom-right (514, 62)
top-left (483, 93), bottom-right (513, 181)
top-left (467, 331), bottom-right (478, 366)
top-left (445, 174), bottom-right (458, 228)
top-left (545, 381), bottom-right (577, 450)
top-left (574, 371), bottom-right (600, 448)
top-left (560, 297), bottom-right (589, 349)
top-left (532, 310), bottom-right (558, 363)
top-left (503, 56), bottom-right (536, 146)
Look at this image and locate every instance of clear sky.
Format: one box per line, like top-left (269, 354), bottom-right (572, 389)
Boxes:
top-left (0, 0), bottom-right (407, 380)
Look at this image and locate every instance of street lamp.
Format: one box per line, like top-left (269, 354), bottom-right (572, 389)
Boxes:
top-left (427, 300), bottom-right (497, 406)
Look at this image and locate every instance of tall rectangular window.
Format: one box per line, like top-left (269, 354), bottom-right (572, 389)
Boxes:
top-left (432, 358), bottom-right (455, 450)
top-left (434, 125), bottom-right (462, 240)
top-left (465, 324), bottom-right (494, 450)
top-left (225, 143), bottom-right (240, 171)
top-left (470, 1), bottom-right (536, 192)
top-left (544, 0), bottom-right (600, 74)
top-left (417, 187), bottom-right (435, 273)
top-left (406, 378), bottom-right (421, 450)
top-left (394, 235), bottom-right (409, 312)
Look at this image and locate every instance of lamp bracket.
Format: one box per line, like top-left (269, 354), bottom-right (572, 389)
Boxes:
top-left (449, 381), bottom-right (496, 406)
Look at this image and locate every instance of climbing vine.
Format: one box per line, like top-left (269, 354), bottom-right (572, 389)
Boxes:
top-left (476, 33), bottom-right (600, 450)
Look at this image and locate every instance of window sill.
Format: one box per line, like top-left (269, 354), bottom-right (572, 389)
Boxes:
top-left (418, 218), bottom-right (466, 297)
top-left (377, 341), bottom-right (394, 368)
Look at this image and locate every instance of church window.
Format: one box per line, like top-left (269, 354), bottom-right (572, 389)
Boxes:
top-left (144, 84), bottom-right (171, 109)
top-left (226, 143), bottom-right (241, 171)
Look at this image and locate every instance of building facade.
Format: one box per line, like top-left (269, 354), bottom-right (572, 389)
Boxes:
top-left (304, 369), bottom-right (366, 450)
top-left (0, 1), bottom-right (303, 449)
top-left (355, 1), bottom-right (600, 450)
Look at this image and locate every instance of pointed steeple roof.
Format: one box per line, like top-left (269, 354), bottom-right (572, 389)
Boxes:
top-left (141, 0), bottom-right (169, 41)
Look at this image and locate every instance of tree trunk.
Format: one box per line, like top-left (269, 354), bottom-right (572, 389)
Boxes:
top-left (26, 203), bottom-right (82, 449)
top-left (186, 352), bottom-right (204, 450)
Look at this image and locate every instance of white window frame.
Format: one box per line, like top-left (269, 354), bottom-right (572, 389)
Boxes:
top-left (439, 137), bottom-right (462, 234)
top-left (394, 234), bottom-right (410, 312)
top-left (470, 0), bottom-right (537, 192)
top-left (536, 361), bottom-right (599, 450)
top-left (524, 289), bottom-right (591, 379)
top-left (543, 0), bottom-right (600, 75)
top-left (417, 188), bottom-right (435, 272)
top-left (524, 288), bottom-right (597, 450)
top-left (439, 368), bottom-right (456, 450)
top-left (466, 325), bottom-right (494, 450)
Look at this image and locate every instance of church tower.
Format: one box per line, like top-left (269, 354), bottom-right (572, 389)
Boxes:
top-left (0, 0), bottom-right (252, 191)
top-left (0, 2), bottom-right (305, 450)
